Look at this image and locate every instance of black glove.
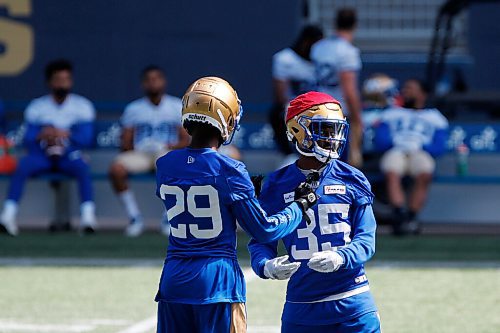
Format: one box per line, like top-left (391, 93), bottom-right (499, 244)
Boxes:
top-left (294, 182), bottom-right (319, 225)
top-left (251, 175), bottom-right (265, 198)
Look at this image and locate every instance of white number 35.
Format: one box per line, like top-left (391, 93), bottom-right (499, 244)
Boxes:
top-left (159, 185), bottom-right (223, 239)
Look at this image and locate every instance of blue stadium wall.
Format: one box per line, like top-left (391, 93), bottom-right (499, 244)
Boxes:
top-left (1, 1), bottom-right (500, 104)
top-left (0, 0), bottom-right (301, 103)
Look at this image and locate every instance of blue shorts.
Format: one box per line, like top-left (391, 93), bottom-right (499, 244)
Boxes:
top-left (156, 301), bottom-right (246, 333)
top-left (282, 311), bottom-right (381, 333)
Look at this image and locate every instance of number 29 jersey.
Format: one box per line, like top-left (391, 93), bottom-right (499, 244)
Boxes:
top-left (251, 160), bottom-right (375, 303)
top-left (155, 147), bottom-right (254, 305)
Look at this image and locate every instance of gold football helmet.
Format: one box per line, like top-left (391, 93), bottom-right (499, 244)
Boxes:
top-left (362, 73), bottom-right (398, 108)
top-left (182, 77), bottom-right (242, 145)
top-left (286, 92), bottom-right (348, 162)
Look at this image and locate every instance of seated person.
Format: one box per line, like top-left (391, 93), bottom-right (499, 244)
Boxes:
top-left (109, 66), bottom-right (189, 237)
top-left (0, 59), bottom-right (96, 236)
top-left (374, 79), bottom-right (449, 235)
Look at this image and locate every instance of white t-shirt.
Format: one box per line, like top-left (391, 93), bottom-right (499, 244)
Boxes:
top-left (380, 107), bottom-right (449, 152)
top-left (272, 48), bottom-right (316, 101)
top-left (310, 36), bottom-right (361, 108)
top-left (121, 95), bottom-right (182, 152)
top-left (25, 94), bottom-right (95, 129)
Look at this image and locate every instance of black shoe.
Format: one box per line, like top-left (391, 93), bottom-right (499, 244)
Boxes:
top-left (81, 225), bottom-right (95, 235)
top-left (48, 221), bottom-right (72, 233)
top-left (391, 207), bottom-right (410, 236)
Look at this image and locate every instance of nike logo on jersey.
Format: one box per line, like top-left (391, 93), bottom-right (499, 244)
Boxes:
top-left (187, 156), bottom-right (195, 164)
top-left (324, 185), bottom-right (346, 195)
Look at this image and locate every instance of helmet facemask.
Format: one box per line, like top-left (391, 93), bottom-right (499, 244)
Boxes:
top-left (295, 115), bottom-right (349, 163)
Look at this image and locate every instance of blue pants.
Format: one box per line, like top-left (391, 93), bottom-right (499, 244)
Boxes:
top-left (282, 311), bottom-right (381, 333)
top-left (7, 152), bottom-right (93, 203)
top-left (156, 301), bottom-right (246, 333)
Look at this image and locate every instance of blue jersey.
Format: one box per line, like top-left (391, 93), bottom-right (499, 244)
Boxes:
top-left (249, 160), bottom-right (378, 325)
top-left (155, 148), bottom-right (305, 305)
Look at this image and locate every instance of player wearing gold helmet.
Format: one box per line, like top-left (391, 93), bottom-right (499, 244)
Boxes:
top-left (154, 77), bottom-right (319, 333)
top-left (249, 91), bottom-right (380, 333)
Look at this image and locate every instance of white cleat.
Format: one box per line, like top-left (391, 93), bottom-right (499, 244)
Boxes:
top-left (0, 217), bottom-right (18, 236)
top-left (79, 218), bottom-right (97, 235)
top-left (125, 217), bottom-right (144, 237)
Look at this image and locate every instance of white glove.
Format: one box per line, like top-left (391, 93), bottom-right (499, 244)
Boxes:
top-left (307, 251), bottom-right (344, 273)
top-left (264, 255), bottom-right (301, 280)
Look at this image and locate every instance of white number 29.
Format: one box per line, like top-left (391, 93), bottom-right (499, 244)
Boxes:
top-left (291, 203), bottom-right (351, 260)
top-left (159, 185), bottom-right (223, 239)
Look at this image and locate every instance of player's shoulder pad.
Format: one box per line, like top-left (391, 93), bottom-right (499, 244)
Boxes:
top-left (25, 95), bottom-right (50, 121)
top-left (260, 163), bottom-right (299, 197)
top-left (328, 160), bottom-right (374, 206)
top-left (273, 48), bottom-right (294, 62)
top-left (423, 108), bottom-right (449, 127)
top-left (218, 153), bottom-right (255, 201)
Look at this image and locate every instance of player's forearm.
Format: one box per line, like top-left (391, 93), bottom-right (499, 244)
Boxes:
top-left (70, 122), bottom-right (94, 148)
top-left (423, 129), bottom-right (448, 157)
top-left (248, 239), bottom-right (278, 279)
top-left (232, 198), bottom-right (304, 243)
top-left (337, 205), bottom-right (376, 269)
top-left (23, 123), bottom-right (42, 149)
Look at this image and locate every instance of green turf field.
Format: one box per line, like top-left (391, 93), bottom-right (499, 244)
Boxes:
top-left (0, 232), bottom-right (499, 332)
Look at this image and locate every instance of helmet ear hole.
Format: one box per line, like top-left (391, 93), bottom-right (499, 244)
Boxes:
top-left (291, 127), bottom-right (299, 134)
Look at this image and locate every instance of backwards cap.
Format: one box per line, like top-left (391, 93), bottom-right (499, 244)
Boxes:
top-left (286, 92), bottom-right (341, 122)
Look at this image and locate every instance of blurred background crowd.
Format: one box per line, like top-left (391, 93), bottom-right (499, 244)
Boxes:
top-left (0, 0), bottom-right (499, 237)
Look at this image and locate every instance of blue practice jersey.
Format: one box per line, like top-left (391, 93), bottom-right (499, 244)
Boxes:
top-left (249, 160), bottom-right (378, 325)
top-left (155, 148), bottom-right (305, 305)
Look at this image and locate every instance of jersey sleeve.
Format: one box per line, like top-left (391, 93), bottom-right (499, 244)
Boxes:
top-left (231, 198), bottom-right (304, 243)
top-left (223, 161), bottom-right (256, 202)
top-left (24, 99), bottom-right (41, 124)
top-left (171, 97), bottom-right (183, 123)
top-left (338, 44), bottom-right (361, 72)
top-left (120, 103), bottom-right (136, 128)
top-left (336, 204), bottom-right (376, 270)
top-left (347, 169), bottom-right (374, 207)
top-left (78, 97), bottom-right (96, 122)
top-left (248, 239), bottom-right (279, 279)
top-left (272, 51), bottom-right (291, 81)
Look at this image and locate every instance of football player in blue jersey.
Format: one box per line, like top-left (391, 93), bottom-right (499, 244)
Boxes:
top-left (249, 91), bottom-right (380, 333)
top-left (154, 77), bottom-right (319, 333)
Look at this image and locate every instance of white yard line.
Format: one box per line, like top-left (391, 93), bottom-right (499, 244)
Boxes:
top-left (115, 316), bottom-right (156, 333)
top-left (247, 325), bottom-right (280, 333)
top-left (1, 257), bottom-right (500, 269)
top-left (0, 321), bottom-right (95, 332)
top-left (115, 268), bottom-right (257, 333)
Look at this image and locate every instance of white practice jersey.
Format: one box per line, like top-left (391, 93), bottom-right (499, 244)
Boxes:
top-left (380, 107), bottom-right (449, 152)
top-left (121, 95), bottom-right (182, 153)
top-left (310, 36), bottom-right (361, 108)
top-left (272, 48), bottom-right (316, 100)
top-left (25, 94), bottom-right (95, 129)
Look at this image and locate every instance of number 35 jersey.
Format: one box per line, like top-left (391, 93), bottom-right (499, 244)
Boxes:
top-left (250, 159), bottom-right (376, 303)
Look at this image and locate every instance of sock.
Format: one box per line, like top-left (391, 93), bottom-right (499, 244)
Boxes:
top-left (1, 200), bottom-right (18, 222)
top-left (119, 190), bottom-right (141, 220)
top-left (408, 210), bottom-right (417, 221)
top-left (80, 201), bottom-right (96, 223)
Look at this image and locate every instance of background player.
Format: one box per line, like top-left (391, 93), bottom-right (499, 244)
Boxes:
top-left (374, 79), bottom-right (449, 235)
top-left (270, 25), bottom-right (323, 158)
top-left (311, 8), bottom-right (363, 167)
top-left (108, 66), bottom-right (189, 237)
top-left (0, 59), bottom-right (96, 236)
top-left (155, 77), bottom-right (318, 333)
top-left (249, 92), bottom-right (380, 333)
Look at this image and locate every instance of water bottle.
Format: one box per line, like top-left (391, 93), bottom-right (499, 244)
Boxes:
top-left (456, 143), bottom-right (469, 177)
